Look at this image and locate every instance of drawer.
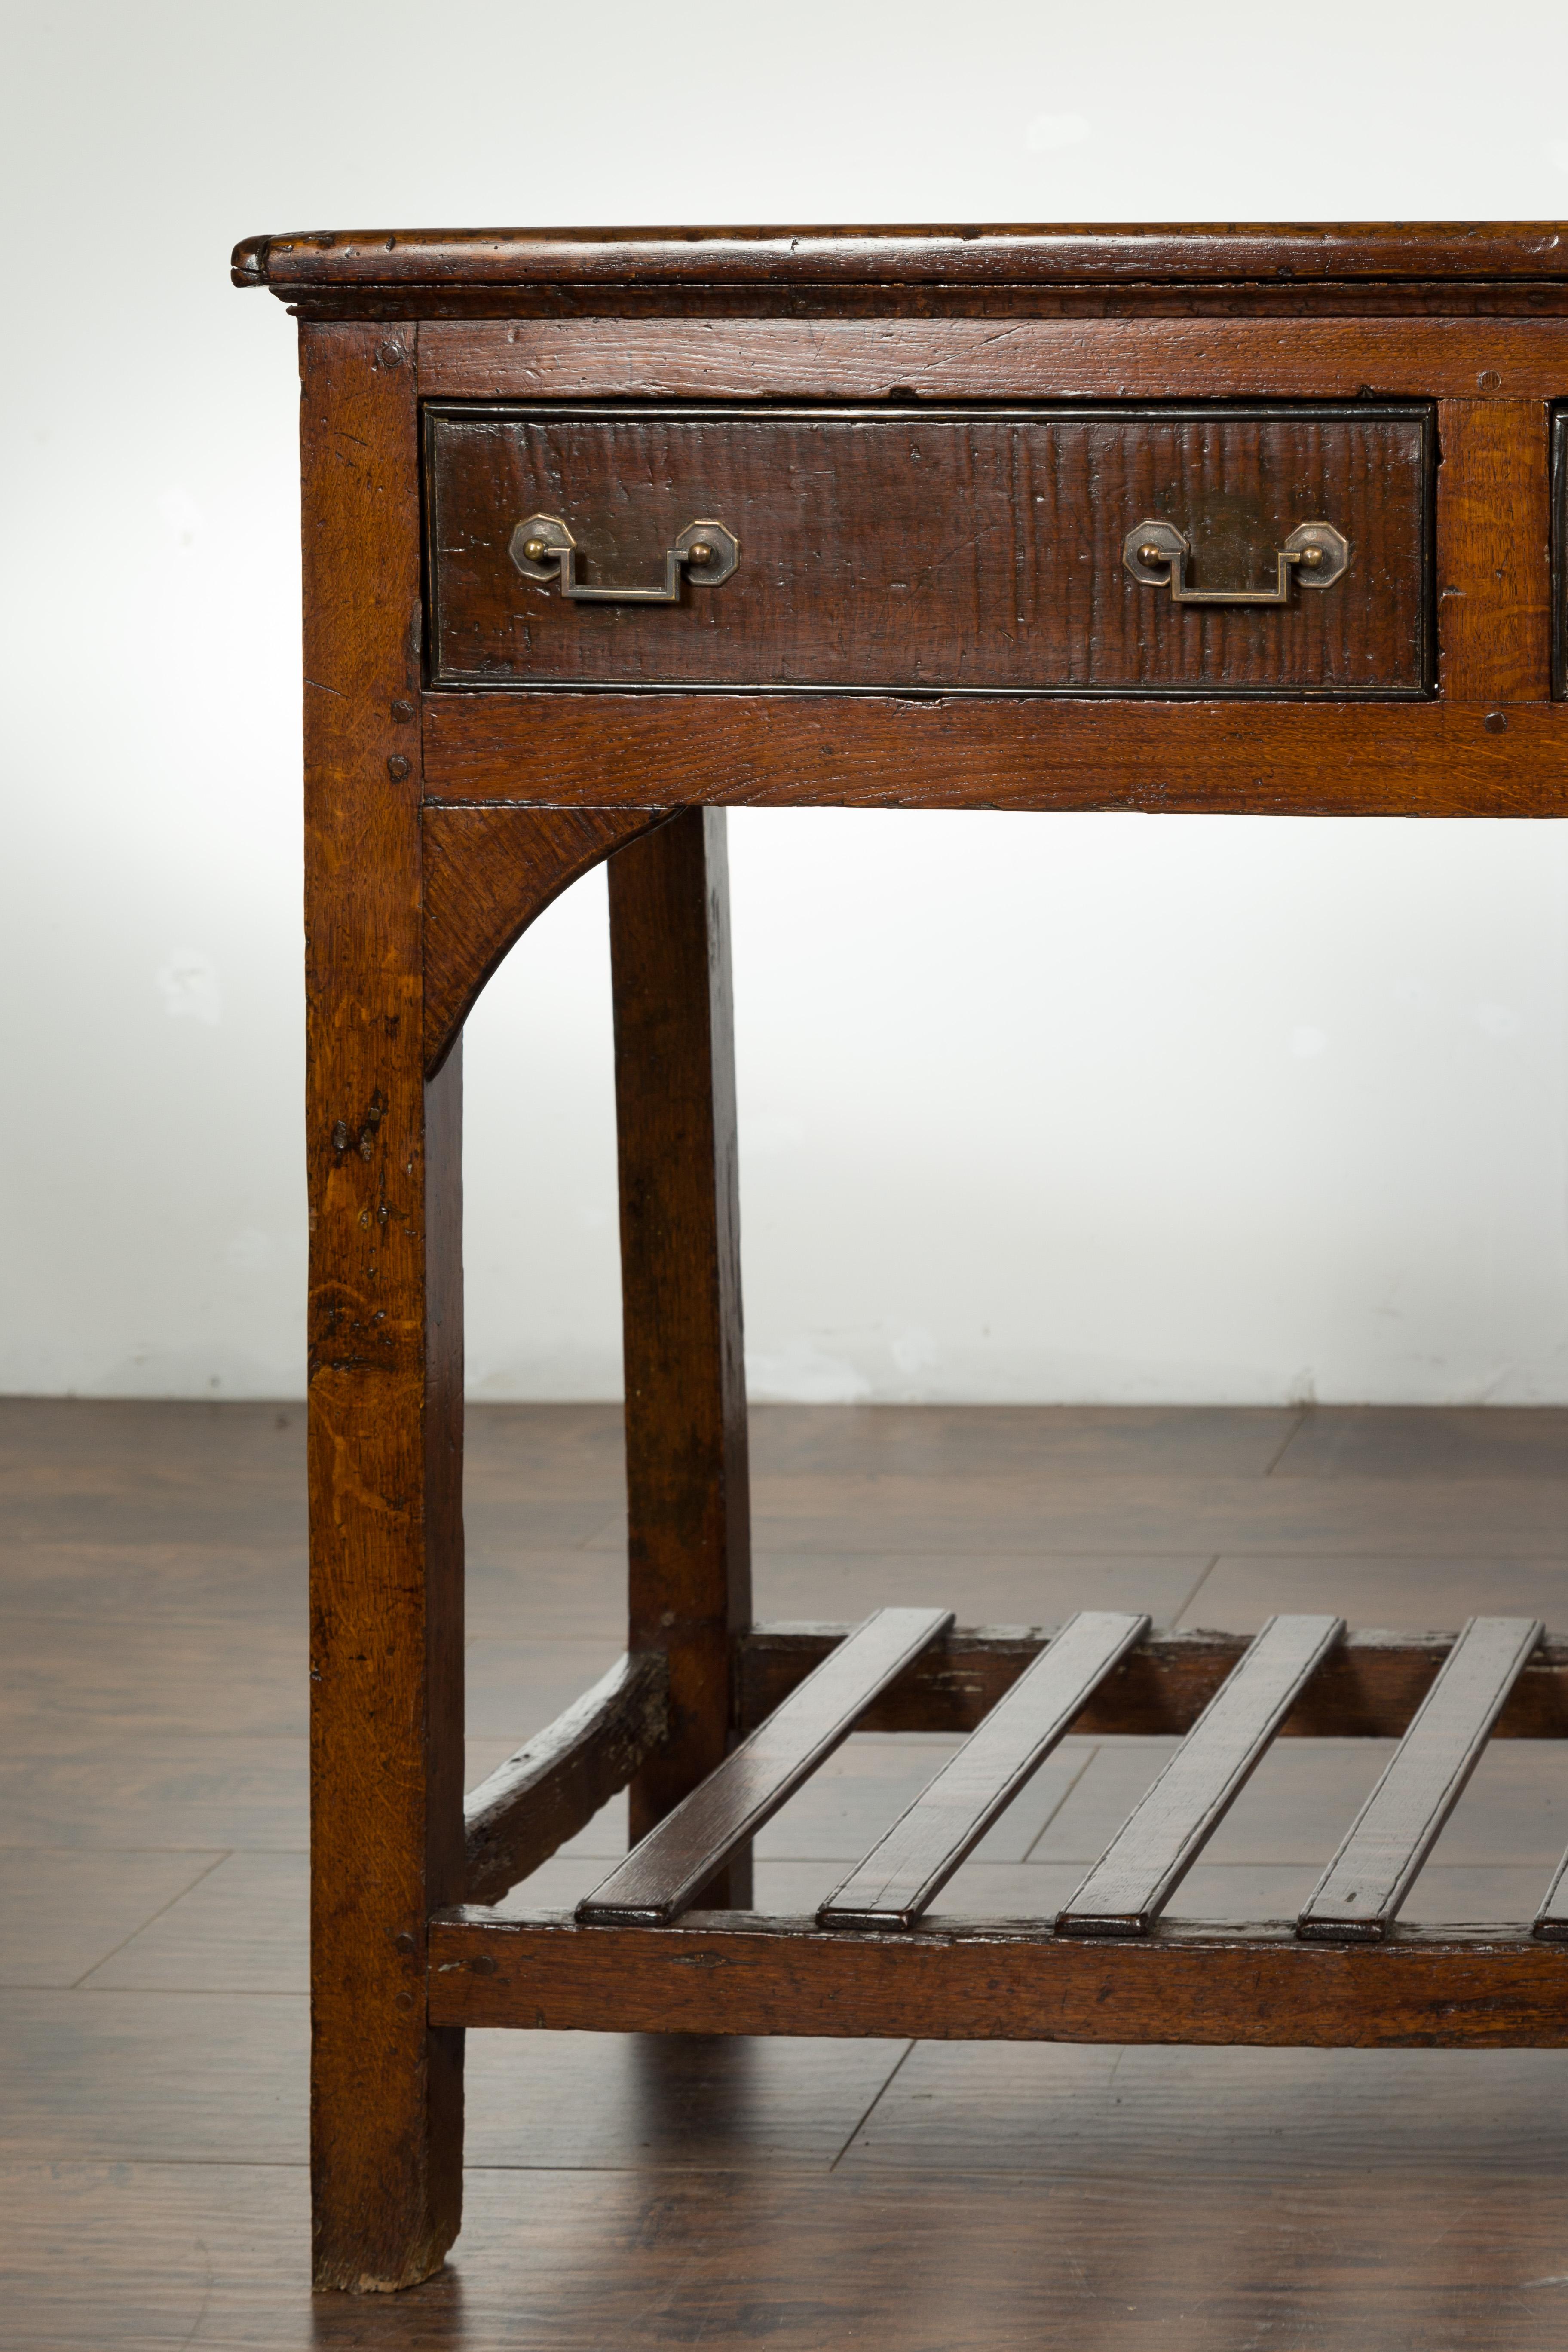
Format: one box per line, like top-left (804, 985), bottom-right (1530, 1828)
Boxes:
top-left (424, 402), bottom-right (1434, 697)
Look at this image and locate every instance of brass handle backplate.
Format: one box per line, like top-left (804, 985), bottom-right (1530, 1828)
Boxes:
top-left (510, 513), bottom-right (740, 602)
top-left (1123, 518), bottom-right (1350, 605)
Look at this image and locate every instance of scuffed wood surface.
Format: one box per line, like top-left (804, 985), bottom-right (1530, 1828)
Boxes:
top-left (464, 1651), bottom-right (668, 1906)
top-left (429, 1911), bottom-right (1568, 2046)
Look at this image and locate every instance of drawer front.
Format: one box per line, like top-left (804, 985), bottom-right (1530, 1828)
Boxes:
top-left (425, 403), bottom-right (1433, 697)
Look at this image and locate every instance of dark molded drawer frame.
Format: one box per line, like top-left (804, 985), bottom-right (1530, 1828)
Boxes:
top-left (422, 399), bottom-right (1437, 701)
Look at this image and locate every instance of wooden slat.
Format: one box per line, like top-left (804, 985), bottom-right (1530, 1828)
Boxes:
top-left (737, 1623), bottom-right (1568, 1740)
top-left (819, 1611), bottom-right (1148, 1930)
top-left (1299, 1616), bottom-right (1544, 1943)
top-left (576, 1607), bottom-right (952, 1926)
top-left (1056, 1615), bottom-right (1345, 1938)
top-left (463, 1652), bottom-right (667, 1906)
top-left (429, 1911), bottom-right (1568, 2049)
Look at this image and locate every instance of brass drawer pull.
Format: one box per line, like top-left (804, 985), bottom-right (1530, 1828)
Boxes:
top-left (510, 513), bottom-right (739, 602)
top-left (1124, 518), bottom-right (1349, 605)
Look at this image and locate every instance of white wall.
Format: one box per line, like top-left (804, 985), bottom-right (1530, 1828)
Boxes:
top-left (8, 0), bottom-right (1568, 1404)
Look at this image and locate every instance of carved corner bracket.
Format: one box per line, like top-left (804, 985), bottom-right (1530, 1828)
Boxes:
top-left (422, 804), bottom-right (674, 1077)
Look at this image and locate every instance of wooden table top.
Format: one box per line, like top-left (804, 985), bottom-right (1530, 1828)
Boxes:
top-left (233, 220), bottom-right (1568, 307)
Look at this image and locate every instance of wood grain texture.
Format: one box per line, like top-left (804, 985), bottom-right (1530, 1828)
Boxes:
top-left (1056, 1616), bottom-right (1344, 1936)
top-left (235, 221), bottom-right (1568, 294)
top-left (300, 321), bottom-right (462, 2291)
top-left (609, 812), bottom-right (752, 1892)
top-left (578, 1608), bottom-right (952, 1926)
top-left (426, 404), bottom-right (1431, 697)
top-left (420, 693), bottom-right (1568, 817)
top-left (421, 803), bottom-right (669, 1076)
top-left (1437, 401), bottom-right (1553, 702)
top-left (417, 315), bottom-right (1568, 403)
top-left (820, 1611), bottom-right (1148, 1931)
top-left (1299, 1618), bottom-right (1544, 1942)
top-left (463, 1651), bottom-right (667, 1906)
top-left (429, 1911), bottom-right (1568, 2047)
top-left (738, 1623), bottom-right (1568, 1740)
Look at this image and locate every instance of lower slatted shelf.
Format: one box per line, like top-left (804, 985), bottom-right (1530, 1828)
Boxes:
top-left (457, 1615), bottom-right (1568, 2040)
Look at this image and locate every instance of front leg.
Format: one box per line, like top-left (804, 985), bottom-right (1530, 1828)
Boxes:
top-left (302, 319), bottom-right (465, 2292)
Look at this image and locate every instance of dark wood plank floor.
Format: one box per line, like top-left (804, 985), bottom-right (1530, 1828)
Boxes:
top-left (7, 1397), bottom-right (1568, 2347)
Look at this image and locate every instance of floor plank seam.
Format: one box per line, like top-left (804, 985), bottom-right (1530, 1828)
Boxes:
top-left (69, 1851), bottom-right (236, 1990)
top-left (829, 2040), bottom-right (918, 2172)
top-left (1019, 1743), bottom-right (1100, 1862)
top-left (1169, 1554), bottom-right (1222, 1626)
